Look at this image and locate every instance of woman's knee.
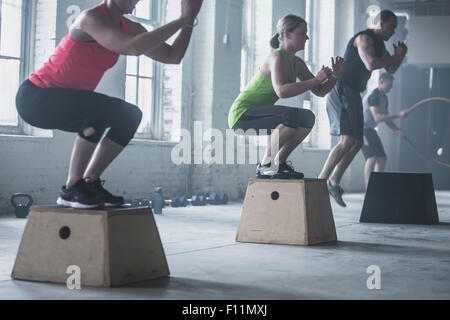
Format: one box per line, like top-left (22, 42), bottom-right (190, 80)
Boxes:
top-left (127, 105), bottom-right (143, 130)
top-left (290, 108), bottom-right (315, 129)
top-left (301, 109), bottom-right (316, 129)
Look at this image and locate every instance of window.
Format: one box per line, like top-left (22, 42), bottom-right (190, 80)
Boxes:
top-left (0, 0), bottom-right (32, 134)
top-left (162, 0), bottom-right (182, 142)
top-left (125, 0), bottom-right (159, 140)
top-left (241, 0), bottom-right (273, 91)
top-left (241, 0), bottom-right (273, 148)
top-left (126, 0), bottom-right (182, 142)
top-left (308, 0), bottom-right (336, 149)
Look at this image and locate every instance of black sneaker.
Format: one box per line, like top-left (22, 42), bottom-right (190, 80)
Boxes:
top-left (327, 179), bottom-right (346, 207)
top-left (88, 178), bottom-right (124, 207)
top-left (256, 162), bottom-right (277, 179)
top-left (274, 162), bottom-right (304, 179)
top-left (56, 179), bottom-right (104, 209)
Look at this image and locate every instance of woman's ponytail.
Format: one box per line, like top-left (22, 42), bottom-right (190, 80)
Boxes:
top-left (270, 33), bottom-right (280, 49)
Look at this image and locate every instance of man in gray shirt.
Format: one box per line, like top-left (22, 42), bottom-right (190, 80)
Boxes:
top-left (362, 73), bottom-right (409, 188)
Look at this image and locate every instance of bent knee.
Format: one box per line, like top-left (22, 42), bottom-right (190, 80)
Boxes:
top-left (301, 109), bottom-right (316, 129)
top-left (125, 105), bottom-right (143, 130)
top-left (294, 109), bottom-right (315, 129)
top-left (340, 136), bottom-right (356, 150)
top-left (354, 139), bottom-right (363, 150)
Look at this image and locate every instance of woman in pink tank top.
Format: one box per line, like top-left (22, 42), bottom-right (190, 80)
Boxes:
top-left (15, 0), bottom-right (204, 209)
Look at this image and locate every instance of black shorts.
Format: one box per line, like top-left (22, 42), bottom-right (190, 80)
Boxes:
top-left (232, 105), bottom-right (315, 134)
top-left (15, 80), bottom-right (142, 147)
top-left (326, 85), bottom-right (364, 140)
top-left (361, 128), bottom-right (386, 159)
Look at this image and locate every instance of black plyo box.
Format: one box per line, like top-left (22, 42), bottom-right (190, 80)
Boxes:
top-left (360, 172), bottom-right (439, 225)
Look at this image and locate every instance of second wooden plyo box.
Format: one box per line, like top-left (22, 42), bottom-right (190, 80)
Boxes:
top-left (236, 178), bottom-right (337, 246)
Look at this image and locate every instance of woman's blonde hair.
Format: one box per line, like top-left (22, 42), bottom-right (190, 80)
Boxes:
top-left (270, 14), bottom-right (306, 49)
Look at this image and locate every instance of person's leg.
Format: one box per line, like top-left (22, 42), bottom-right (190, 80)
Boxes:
top-left (66, 135), bottom-right (98, 187)
top-left (320, 87), bottom-right (353, 181)
top-left (275, 108), bottom-right (315, 164)
top-left (234, 106), bottom-right (314, 178)
top-left (375, 156), bottom-right (387, 172)
top-left (83, 138), bottom-right (125, 181)
top-left (261, 124), bottom-right (297, 166)
top-left (364, 157), bottom-right (377, 189)
top-left (330, 138), bottom-right (363, 184)
top-left (319, 135), bottom-right (355, 180)
top-left (21, 84), bottom-right (141, 207)
top-left (276, 127), bottom-right (312, 164)
top-left (234, 105), bottom-right (304, 166)
top-left (325, 86), bottom-right (364, 184)
top-left (83, 101), bottom-right (142, 181)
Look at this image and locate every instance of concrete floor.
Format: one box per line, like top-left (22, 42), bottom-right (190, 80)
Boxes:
top-left (1, 191), bottom-right (450, 300)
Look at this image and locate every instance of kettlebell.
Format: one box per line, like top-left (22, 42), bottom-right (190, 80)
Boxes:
top-left (10, 193), bottom-right (33, 219)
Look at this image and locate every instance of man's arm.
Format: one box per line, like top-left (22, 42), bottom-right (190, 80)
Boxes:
top-left (370, 106), bottom-right (408, 123)
top-left (385, 119), bottom-right (400, 131)
top-left (383, 45), bottom-right (406, 74)
top-left (355, 34), bottom-right (405, 73)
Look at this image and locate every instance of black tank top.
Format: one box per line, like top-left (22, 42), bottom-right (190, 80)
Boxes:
top-left (339, 29), bottom-right (385, 92)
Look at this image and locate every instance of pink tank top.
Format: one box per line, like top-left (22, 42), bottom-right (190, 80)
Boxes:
top-left (29, 3), bottom-right (130, 91)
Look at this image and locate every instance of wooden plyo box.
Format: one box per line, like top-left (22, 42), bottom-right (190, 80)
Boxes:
top-left (236, 179), bottom-right (337, 246)
top-left (12, 206), bottom-right (169, 287)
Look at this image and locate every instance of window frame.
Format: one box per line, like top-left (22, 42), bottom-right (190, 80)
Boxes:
top-left (301, 0), bottom-right (315, 146)
top-left (125, 0), bottom-right (165, 140)
top-left (0, 0), bottom-right (34, 135)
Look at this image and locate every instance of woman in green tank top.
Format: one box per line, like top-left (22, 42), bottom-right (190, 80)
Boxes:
top-left (228, 14), bottom-right (344, 179)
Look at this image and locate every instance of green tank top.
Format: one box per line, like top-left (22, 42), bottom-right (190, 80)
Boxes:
top-left (228, 48), bottom-right (297, 129)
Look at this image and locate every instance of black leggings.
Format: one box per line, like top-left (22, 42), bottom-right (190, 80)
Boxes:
top-left (16, 80), bottom-right (142, 147)
top-left (232, 105), bottom-right (315, 133)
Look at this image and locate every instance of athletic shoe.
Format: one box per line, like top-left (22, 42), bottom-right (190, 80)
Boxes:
top-left (88, 178), bottom-right (124, 207)
top-left (278, 162), bottom-right (304, 179)
top-left (256, 162), bottom-right (277, 179)
top-left (327, 179), bottom-right (347, 207)
top-left (56, 179), bottom-right (104, 209)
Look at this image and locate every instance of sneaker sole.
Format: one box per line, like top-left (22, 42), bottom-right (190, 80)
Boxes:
top-left (104, 201), bottom-right (124, 208)
top-left (57, 197), bottom-right (103, 209)
top-left (327, 191), bottom-right (347, 207)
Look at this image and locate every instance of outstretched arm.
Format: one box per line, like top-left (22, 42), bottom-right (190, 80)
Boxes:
top-left (370, 106), bottom-right (408, 123)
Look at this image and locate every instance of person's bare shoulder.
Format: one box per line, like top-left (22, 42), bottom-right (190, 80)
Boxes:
top-left (354, 33), bottom-right (373, 49)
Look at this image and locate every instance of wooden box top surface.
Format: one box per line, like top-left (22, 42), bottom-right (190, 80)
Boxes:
top-left (30, 205), bottom-right (153, 216)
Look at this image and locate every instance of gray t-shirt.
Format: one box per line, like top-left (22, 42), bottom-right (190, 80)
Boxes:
top-left (363, 88), bottom-right (388, 129)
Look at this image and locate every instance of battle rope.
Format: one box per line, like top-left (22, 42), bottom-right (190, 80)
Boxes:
top-left (402, 97), bottom-right (450, 168)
